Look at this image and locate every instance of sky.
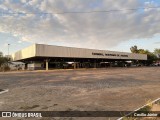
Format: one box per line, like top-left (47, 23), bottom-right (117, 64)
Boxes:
top-left (0, 0), bottom-right (160, 55)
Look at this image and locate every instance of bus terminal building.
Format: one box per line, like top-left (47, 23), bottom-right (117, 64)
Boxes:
top-left (11, 44), bottom-right (147, 70)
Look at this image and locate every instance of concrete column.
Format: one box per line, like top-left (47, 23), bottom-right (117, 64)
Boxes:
top-left (74, 62), bottom-right (76, 69)
top-left (46, 60), bottom-right (49, 71)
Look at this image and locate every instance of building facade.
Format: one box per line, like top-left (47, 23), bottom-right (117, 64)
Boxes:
top-left (12, 44), bottom-right (147, 70)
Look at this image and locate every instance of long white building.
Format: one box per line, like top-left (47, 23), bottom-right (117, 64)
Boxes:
top-left (12, 44), bottom-right (147, 70)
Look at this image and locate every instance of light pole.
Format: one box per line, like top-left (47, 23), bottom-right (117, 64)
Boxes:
top-left (8, 44), bottom-right (10, 57)
top-left (7, 44), bottom-right (10, 67)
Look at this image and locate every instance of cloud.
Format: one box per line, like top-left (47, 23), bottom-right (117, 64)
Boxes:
top-left (0, 0), bottom-right (160, 49)
top-left (18, 40), bottom-right (22, 43)
top-left (154, 42), bottom-right (160, 45)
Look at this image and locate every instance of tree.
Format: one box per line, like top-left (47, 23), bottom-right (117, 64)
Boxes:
top-left (138, 49), bottom-right (149, 54)
top-left (147, 52), bottom-right (158, 65)
top-left (0, 52), bottom-right (3, 57)
top-left (130, 45), bottom-right (138, 53)
top-left (154, 48), bottom-right (160, 54)
top-left (0, 52), bottom-right (10, 71)
top-left (130, 46), bottom-right (158, 65)
top-left (154, 48), bottom-right (160, 58)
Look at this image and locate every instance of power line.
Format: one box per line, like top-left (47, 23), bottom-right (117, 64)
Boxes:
top-left (0, 6), bottom-right (160, 15)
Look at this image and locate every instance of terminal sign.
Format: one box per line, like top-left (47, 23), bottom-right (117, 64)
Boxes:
top-left (92, 52), bottom-right (128, 57)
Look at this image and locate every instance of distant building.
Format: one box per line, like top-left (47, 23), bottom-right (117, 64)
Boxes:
top-left (11, 44), bottom-right (147, 70)
top-left (9, 62), bottom-right (25, 70)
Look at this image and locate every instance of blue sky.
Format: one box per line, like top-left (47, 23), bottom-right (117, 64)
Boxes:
top-left (0, 0), bottom-right (160, 55)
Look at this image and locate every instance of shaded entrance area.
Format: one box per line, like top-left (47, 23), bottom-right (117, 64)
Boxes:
top-left (20, 57), bottom-right (143, 70)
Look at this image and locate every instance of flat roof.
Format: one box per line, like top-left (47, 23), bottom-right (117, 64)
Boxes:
top-left (12, 44), bottom-right (147, 61)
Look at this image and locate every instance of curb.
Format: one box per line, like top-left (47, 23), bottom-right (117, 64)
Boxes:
top-left (117, 97), bottom-right (160, 120)
top-left (0, 89), bottom-right (9, 95)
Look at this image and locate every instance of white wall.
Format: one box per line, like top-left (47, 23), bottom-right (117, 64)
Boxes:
top-left (36, 44), bottom-right (147, 60)
top-left (28, 63), bottom-right (42, 70)
top-left (11, 44), bottom-right (36, 61)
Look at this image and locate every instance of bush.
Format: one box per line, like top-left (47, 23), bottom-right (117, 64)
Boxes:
top-left (0, 65), bottom-right (10, 72)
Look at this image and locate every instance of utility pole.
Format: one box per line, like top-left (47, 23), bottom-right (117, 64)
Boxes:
top-left (8, 44), bottom-right (10, 58)
top-left (7, 44), bottom-right (10, 66)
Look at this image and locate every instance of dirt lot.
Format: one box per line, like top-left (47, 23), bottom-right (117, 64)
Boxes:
top-left (0, 67), bottom-right (160, 120)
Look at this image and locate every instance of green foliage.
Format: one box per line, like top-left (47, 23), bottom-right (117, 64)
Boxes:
top-left (130, 45), bottom-right (138, 53)
top-left (154, 48), bottom-right (160, 59)
top-left (0, 51), bottom-right (10, 71)
top-left (0, 52), bottom-right (3, 57)
top-left (130, 46), bottom-right (158, 65)
top-left (3, 65), bottom-right (10, 71)
top-left (154, 48), bottom-right (160, 54)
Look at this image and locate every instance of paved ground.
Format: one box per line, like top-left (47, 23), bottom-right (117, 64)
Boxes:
top-left (0, 67), bottom-right (160, 120)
